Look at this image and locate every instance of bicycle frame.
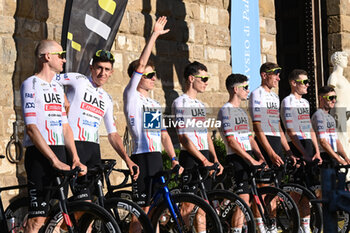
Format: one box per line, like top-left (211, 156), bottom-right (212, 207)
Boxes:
top-left (148, 175), bottom-right (185, 232)
top-left (0, 183), bottom-right (27, 232)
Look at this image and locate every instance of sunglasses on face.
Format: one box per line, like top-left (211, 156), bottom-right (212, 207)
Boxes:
top-left (265, 67), bottom-right (282, 75)
top-left (193, 75), bottom-right (210, 83)
top-left (43, 51), bottom-right (66, 59)
top-left (95, 50), bottom-right (115, 62)
top-left (237, 84), bottom-right (249, 91)
top-left (142, 71), bottom-right (156, 79)
top-left (323, 95), bottom-right (337, 101)
top-left (295, 79), bottom-right (310, 85)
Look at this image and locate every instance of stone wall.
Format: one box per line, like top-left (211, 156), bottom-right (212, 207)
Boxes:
top-left (0, 0), bottom-right (280, 207)
top-left (327, 0), bottom-right (350, 78)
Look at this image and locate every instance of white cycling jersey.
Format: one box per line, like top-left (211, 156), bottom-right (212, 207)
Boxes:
top-left (249, 86), bottom-right (281, 137)
top-left (55, 73), bottom-right (116, 143)
top-left (281, 94), bottom-right (312, 141)
top-left (172, 94), bottom-right (209, 151)
top-left (123, 71), bottom-right (163, 154)
top-left (311, 109), bottom-right (338, 153)
top-left (218, 103), bottom-right (252, 155)
top-left (21, 75), bottom-right (68, 147)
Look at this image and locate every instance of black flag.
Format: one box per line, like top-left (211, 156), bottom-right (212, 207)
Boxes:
top-left (61, 0), bottom-right (128, 75)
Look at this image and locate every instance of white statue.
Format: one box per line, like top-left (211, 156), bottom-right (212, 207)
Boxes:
top-left (327, 51), bottom-right (350, 164)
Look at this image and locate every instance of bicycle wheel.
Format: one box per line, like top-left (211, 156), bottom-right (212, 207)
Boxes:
top-left (43, 200), bottom-right (121, 233)
top-left (257, 186), bottom-right (300, 233)
top-left (281, 183), bottom-right (323, 233)
top-left (207, 190), bottom-right (255, 233)
top-left (104, 197), bottom-right (154, 233)
top-left (4, 196), bottom-right (29, 232)
top-left (150, 193), bottom-right (223, 233)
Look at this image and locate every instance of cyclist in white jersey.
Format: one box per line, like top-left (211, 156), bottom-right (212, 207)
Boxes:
top-left (55, 50), bottom-right (138, 200)
top-left (249, 62), bottom-right (295, 168)
top-left (311, 86), bottom-right (350, 166)
top-left (172, 61), bottom-right (223, 233)
top-left (281, 69), bottom-right (321, 163)
top-left (218, 73), bottom-right (265, 233)
top-left (123, 17), bottom-right (181, 233)
top-left (20, 40), bottom-right (86, 233)
top-left (281, 69), bottom-right (322, 233)
top-left (172, 61), bottom-right (223, 184)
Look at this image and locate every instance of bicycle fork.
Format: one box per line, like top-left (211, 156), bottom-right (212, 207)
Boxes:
top-left (56, 177), bottom-right (75, 233)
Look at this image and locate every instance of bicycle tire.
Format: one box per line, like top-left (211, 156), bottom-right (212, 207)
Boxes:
top-left (42, 200), bottom-right (121, 233)
top-left (4, 196), bottom-right (29, 232)
top-left (150, 193), bottom-right (223, 233)
top-left (207, 189), bottom-right (255, 233)
top-left (104, 197), bottom-right (154, 233)
top-left (281, 183), bottom-right (323, 233)
top-left (257, 186), bottom-right (300, 233)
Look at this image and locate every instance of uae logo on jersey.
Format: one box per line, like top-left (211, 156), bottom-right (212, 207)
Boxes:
top-left (143, 110), bottom-right (161, 129)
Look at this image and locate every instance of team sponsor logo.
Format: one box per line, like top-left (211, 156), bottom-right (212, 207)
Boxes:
top-left (267, 102), bottom-right (278, 109)
top-left (191, 108), bottom-right (205, 117)
top-left (44, 93), bottom-right (62, 103)
top-left (143, 110), bottom-right (161, 129)
top-left (25, 102), bottom-right (35, 108)
top-left (235, 124), bottom-right (248, 131)
top-left (223, 122), bottom-right (230, 128)
top-left (327, 122), bottom-right (335, 128)
top-left (83, 93), bottom-right (105, 111)
top-left (254, 107), bottom-right (260, 112)
top-left (82, 119), bottom-right (99, 127)
top-left (254, 100), bottom-right (261, 104)
top-left (235, 116), bottom-right (248, 125)
top-left (130, 115), bottom-right (135, 126)
top-left (25, 93), bottom-right (35, 98)
top-left (55, 74), bottom-right (61, 81)
top-left (297, 107), bottom-right (309, 115)
top-left (223, 116), bottom-right (230, 120)
top-left (298, 115), bottom-right (309, 120)
top-left (317, 126), bottom-right (324, 130)
top-left (25, 112), bottom-right (36, 117)
top-left (45, 104), bottom-right (62, 111)
top-left (49, 120), bottom-right (62, 126)
top-left (81, 102), bottom-right (104, 116)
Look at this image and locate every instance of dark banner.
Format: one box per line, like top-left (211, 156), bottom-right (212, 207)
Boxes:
top-left (61, 0), bottom-right (128, 75)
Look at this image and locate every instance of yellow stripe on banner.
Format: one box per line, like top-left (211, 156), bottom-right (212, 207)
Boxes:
top-left (67, 32), bottom-right (73, 40)
top-left (71, 41), bottom-right (81, 51)
top-left (98, 0), bottom-right (116, 15)
top-left (67, 32), bottom-right (81, 51)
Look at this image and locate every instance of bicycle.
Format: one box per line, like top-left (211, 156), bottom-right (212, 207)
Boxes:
top-left (106, 164), bottom-right (223, 232)
top-left (279, 158), bottom-right (323, 233)
top-left (4, 162), bottom-right (121, 233)
top-left (215, 162), bottom-right (300, 233)
top-left (177, 163), bottom-right (256, 233)
top-left (0, 155), bottom-right (27, 232)
top-left (78, 159), bottom-right (154, 233)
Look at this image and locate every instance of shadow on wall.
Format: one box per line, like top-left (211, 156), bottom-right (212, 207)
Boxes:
top-left (142, 0), bottom-right (189, 148)
top-left (10, 0), bottom-right (49, 185)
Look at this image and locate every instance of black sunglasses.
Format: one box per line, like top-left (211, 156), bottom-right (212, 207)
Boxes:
top-left (295, 79), bottom-right (310, 85)
top-left (194, 75), bottom-right (210, 83)
top-left (95, 50), bottom-right (115, 62)
top-left (142, 71), bottom-right (156, 79)
top-left (323, 95), bottom-right (337, 101)
top-left (266, 67), bottom-right (282, 75)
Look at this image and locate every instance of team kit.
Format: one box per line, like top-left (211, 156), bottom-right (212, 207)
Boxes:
top-left (19, 16), bottom-right (345, 233)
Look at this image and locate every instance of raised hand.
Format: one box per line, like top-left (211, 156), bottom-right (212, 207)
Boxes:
top-left (153, 16), bottom-right (170, 35)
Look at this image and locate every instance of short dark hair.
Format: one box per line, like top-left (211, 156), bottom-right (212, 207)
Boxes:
top-left (288, 69), bottom-right (308, 81)
top-left (92, 50), bottom-right (115, 66)
top-left (127, 59), bottom-right (155, 78)
top-left (184, 61), bottom-right (207, 81)
top-left (318, 85), bottom-right (335, 96)
top-left (260, 62), bottom-right (279, 74)
top-left (225, 73), bottom-right (248, 92)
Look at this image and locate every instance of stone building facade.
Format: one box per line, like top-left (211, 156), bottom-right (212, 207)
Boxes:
top-left (0, 0), bottom-right (348, 206)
